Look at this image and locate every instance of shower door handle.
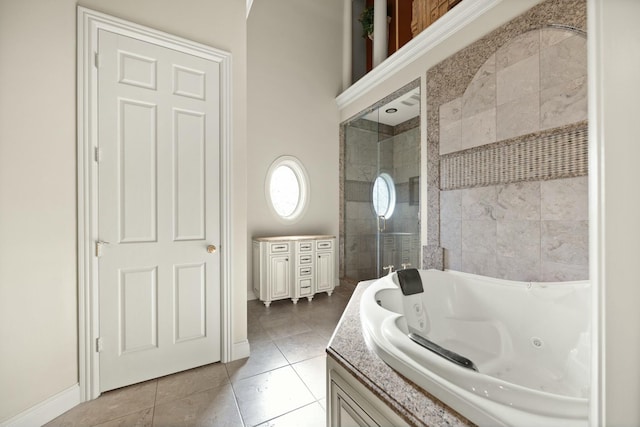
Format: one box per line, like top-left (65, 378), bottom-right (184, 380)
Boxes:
top-left (378, 215), bottom-right (386, 232)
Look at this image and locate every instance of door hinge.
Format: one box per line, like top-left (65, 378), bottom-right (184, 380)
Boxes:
top-left (95, 240), bottom-right (109, 257)
top-left (94, 147), bottom-right (102, 163)
top-left (96, 337), bottom-right (103, 352)
top-left (94, 52), bottom-right (102, 69)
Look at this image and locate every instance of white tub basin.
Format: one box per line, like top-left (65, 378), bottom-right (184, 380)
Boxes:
top-left (360, 269), bottom-right (590, 427)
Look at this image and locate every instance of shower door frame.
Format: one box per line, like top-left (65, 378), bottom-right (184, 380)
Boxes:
top-left (339, 78), bottom-right (421, 284)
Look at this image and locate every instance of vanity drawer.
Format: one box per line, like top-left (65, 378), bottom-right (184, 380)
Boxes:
top-left (298, 241), bottom-right (313, 252)
top-left (298, 266), bottom-right (313, 277)
top-left (269, 242), bottom-right (290, 253)
top-left (316, 240), bottom-right (333, 251)
top-left (298, 278), bottom-right (313, 296)
top-left (298, 254), bottom-right (313, 265)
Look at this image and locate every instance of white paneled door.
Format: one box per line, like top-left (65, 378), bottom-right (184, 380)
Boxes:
top-left (97, 29), bottom-right (221, 392)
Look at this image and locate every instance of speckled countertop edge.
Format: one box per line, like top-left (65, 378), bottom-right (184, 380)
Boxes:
top-left (327, 281), bottom-right (475, 427)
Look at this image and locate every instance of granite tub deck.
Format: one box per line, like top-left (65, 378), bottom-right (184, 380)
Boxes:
top-left (327, 280), bottom-right (475, 427)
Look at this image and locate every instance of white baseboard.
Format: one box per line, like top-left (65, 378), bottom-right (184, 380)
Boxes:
top-left (0, 384), bottom-right (80, 427)
top-left (232, 339), bottom-right (251, 360)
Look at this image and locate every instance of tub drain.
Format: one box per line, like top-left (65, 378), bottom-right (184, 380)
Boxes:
top-left (531, 337), bottom-right (544, 348)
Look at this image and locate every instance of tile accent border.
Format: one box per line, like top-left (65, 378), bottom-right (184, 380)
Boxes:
top-left (348, 116), bottom-right (420, 136)
top-left (441, 121), bottom-right (588, 190)
top-left (349, 118), bottom-right (394, 136)
top-left (393, 116), bottom-right (420, 135)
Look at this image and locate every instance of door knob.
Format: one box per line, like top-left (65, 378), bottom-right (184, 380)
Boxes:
top-left (207, 245), bottom-right (217, 253)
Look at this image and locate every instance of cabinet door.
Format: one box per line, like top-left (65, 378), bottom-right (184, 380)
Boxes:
top-left (331, 381), bottom-right (377, 427)
top-left (316, 251), bottom-right (334, 292)
top-left (269, 255), bottom-right (290, 299)
top-left (327, 358), bottom-right (409, 427)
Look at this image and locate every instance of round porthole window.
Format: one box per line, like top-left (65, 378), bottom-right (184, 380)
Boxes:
top-left (265, 156), bottom-right (310, 222)
top-left (372, 173), bottom-right (396, 219)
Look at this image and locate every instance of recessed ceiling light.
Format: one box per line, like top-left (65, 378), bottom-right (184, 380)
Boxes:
top-left (385, 108), bottom-right (398, 114)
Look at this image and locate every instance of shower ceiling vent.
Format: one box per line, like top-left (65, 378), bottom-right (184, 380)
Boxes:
top-left (363, 87), bottom-right (420, 126)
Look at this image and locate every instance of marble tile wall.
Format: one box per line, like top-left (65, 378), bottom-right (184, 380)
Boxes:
top-left (426, 0), bottom-right (589, 282)
top-left (439, 28), bottom-right (587, 155)
top-left (392, 127), bottom-right (420, 235)
top-left (440, 176), bottom-right (588, 281)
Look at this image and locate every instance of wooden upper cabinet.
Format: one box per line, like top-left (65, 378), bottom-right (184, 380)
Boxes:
top-left (363, 0), bottom-right (463, 72)
top-left (365, 0), bottom-right (414, 70)
top-left (388, 0), bottom-right (414, 56)
top-left (411, 0), bottom-right (463, 37)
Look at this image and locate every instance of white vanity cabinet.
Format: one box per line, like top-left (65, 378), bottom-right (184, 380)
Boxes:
top-left (253, 235), bottom-right (336, 307)
top-left (315, 239), bottom-right (335, 294)
top-left (252, 240), bottom-right (292, 307)
top-left (294, 240), bottom-right (315, 303)
top-left (327, 356), bottom-right (408, 427)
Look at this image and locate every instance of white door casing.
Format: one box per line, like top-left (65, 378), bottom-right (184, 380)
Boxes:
top-left (97, 30), bottom-right (220, 392)
top-left (77, 7), bottom-right (234, 400)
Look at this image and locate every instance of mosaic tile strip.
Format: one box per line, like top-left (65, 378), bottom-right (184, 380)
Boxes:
top-left (440, 123), bottom-right (587, 190)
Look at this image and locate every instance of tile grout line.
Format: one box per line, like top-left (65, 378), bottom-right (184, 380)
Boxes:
top-left (150, 379), bottom-right (158, 427)
top-left (252, 401), bottom-right (324, 427)
top-left (290, 356), bottom-right (326, 402)
top-left (227, 369), bottom-right (248, 427)
top-left (49, 291), bottom-right (353, 427)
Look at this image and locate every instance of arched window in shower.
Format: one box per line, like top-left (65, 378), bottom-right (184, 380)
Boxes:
top-left (372, 172), bottom-right (396, 230)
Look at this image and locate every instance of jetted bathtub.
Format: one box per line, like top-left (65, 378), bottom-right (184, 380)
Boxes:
top-left (360, 269), bottom-right (590, 427)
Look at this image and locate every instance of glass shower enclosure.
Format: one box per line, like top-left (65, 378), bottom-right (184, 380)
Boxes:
top-left (341, 86), bottom-right (421, 283)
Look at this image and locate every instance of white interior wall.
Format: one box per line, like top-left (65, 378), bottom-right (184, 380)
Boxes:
top-left (0, 1), bottom-right (78, 421)
top-left (590, 1), bottom-right (640, 425)
top-left (247, 0), bottom-right (344, 299)
top-left (0, 0), bottom-right (247, 422)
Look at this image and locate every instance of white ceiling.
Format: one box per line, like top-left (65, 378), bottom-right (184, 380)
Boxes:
top-left (362, 88), bottom-right (420, 126)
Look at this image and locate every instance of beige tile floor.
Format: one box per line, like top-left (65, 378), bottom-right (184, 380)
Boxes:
top-left (46, 283), bottom-right (355, 427)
